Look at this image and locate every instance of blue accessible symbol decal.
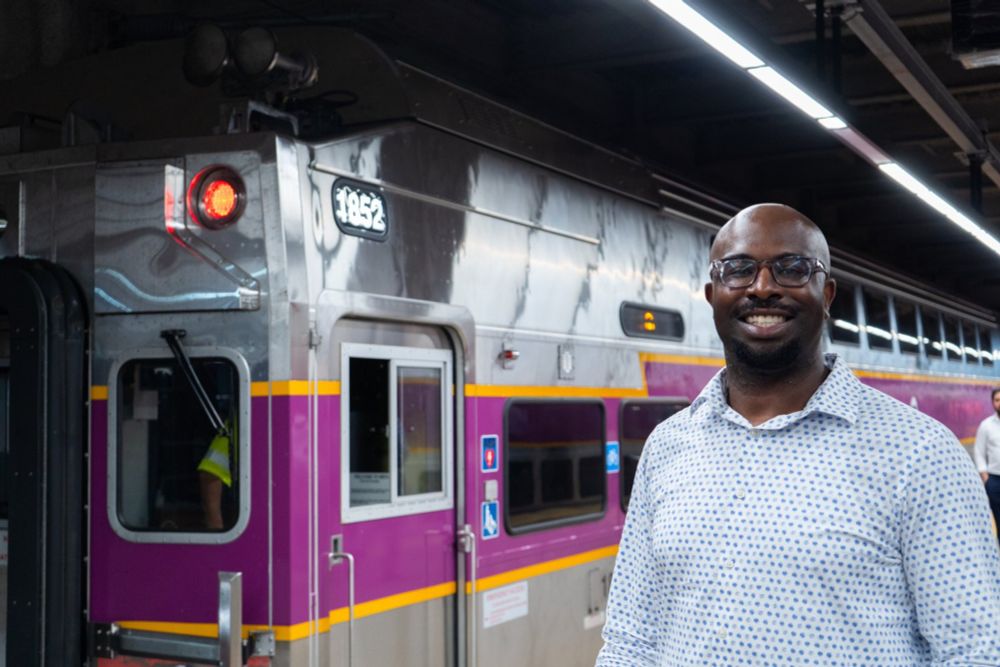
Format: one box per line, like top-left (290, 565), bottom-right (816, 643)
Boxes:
top-left (481, 434), bottom-right (499, 473)
top-left (482, 501), bottom-right (499, 540)
top-left (606, 441), bottom-right (620, 473)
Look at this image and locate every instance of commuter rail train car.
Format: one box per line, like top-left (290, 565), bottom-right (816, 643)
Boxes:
top-left (0, 28), bottom-right (997, 667)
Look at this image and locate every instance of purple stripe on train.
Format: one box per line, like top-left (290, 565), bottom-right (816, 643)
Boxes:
top-left (89, 361), bottom-right (991, 630)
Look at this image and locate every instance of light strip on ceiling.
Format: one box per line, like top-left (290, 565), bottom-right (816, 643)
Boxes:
top-left (879, 163), bottom-right (1000, 255)
top-left (648, 0), bottom-right (1000, 258)
top-left (647, 0), bottom-right (763, 68)
top-left (746, 66), bottom-right (834, 119)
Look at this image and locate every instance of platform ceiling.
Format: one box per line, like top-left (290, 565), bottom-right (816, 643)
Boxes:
top-left (3, 0), bottom-right (1000, 311)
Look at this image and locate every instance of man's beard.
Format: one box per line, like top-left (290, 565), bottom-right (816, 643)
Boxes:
top-left (729, 337), bottom-right (802, 373)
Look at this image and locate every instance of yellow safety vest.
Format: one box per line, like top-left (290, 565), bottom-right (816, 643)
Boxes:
top-left (197, 429), bottom-right (233, 487)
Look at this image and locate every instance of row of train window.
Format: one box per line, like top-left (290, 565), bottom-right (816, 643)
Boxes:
top-left (829, 281), bottom-right (997, 364)
top-left (114, 354), bottom-right (677, 536)
top-left (506, 398), bottom-right (685, 532)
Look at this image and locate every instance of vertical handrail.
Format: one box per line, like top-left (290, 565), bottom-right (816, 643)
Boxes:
top-left (329, 550), bottom-right (356, 667)
top-left (218, 571), bottom-right (243, 667)
top-left (468, 526), bottom-right (477, 667)
top-left (307, 315), bottom-right (320, 667)
top-left (457, 523), bottom-right (477, 667)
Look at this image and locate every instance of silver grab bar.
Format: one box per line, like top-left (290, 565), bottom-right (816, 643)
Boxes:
top-left (329, 540), bottom-right (356, 667)
top-left (457, 523), bottom-right (477, 667)
top-left (218, 571), bottom-right (243, 667)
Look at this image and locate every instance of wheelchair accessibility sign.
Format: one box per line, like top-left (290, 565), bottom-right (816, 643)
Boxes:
top-left (482, 501), bottom-right (499, 540)
top-left (606, 441), bottom-right (620, 473)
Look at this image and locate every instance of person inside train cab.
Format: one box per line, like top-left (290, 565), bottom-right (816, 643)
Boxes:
top-left (974, 387), bottom-right (1000, 541)
top-left (596, 204), bottom-right (1000, 666)
top-left (197, 429), bottom-right (231, 530)
top-left (197, 397), bottom-right (235, 530)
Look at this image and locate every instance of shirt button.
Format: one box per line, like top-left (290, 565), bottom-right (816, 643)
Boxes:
top-left (749, 429), bottom-right (760, 437)
top-left (724, 559), bottom-right (735, 570)
top-left (716, 627), bottom-right (728, 639)
top-left (734, 487), bottom-right (746, 499)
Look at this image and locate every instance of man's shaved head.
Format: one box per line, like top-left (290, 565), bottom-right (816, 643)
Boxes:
top-left (705, 203), bottom-right (836, 377)
top-left (711, 203), bottom-right (831, 271)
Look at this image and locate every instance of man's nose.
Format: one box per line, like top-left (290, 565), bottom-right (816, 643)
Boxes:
top-left (745, 263), bottom-right (782, 296)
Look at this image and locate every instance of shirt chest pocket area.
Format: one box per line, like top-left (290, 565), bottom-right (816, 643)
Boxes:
top-left (647, 477), bottom-right (731, 592)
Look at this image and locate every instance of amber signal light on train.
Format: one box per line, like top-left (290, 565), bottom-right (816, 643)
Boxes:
top-left (187, 166), bottom-right (246, 230)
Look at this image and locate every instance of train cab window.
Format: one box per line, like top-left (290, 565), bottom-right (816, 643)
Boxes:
top-left (505, 400), bottom-right (604, 532)
top-left (894, 300), bottom-right (920, 354)
top-left (827, 281), bottom-right (860, 345)
top-left (342, 345), bottom-right (452, 522)
top-left (619, 399), bottom-right (688, 511)
top-left (921, 309), bottom-right (943, 359)
top-left (962, 321), bottom-right (980, 365)
top-left (862, 289), bottom-right (893, 351)
top-left (942, 315), bottom-right (963, 361)
top-left (115, 357), bottom-right (244, 535)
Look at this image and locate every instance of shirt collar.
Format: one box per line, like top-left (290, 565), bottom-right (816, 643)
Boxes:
top-left (689, 353), bottom-right (861, 427)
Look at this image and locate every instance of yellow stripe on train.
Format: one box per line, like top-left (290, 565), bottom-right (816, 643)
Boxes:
top-left (90, 351), bottom-right (998, 402)
top-left (114, 545), bottom-right (618, 641)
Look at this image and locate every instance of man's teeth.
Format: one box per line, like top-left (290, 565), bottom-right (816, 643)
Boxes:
top-left (746, 314), bottom-right (787, 326)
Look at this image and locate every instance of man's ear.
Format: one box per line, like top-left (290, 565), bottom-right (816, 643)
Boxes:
top-left (704, 281), bottom-right (714, 305)
top-left (823, 278), bottom-right (837, 319)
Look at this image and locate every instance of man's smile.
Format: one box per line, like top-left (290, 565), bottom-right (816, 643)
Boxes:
top-left (743, 313), bottom-right (788, 327)
top-left (735, 305), bottom-right (796, 336)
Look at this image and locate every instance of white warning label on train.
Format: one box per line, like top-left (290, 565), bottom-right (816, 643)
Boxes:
top-left (482, 581), bottom-right (529, 628)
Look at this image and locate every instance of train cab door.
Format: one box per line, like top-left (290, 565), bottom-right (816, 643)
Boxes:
top-left (332, 320), bottom-right (458, 667)
top-left (0, 258), bottom-right (87, 667)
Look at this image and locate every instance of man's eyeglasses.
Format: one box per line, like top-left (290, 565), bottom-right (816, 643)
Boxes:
top-left (709, 256), bottom-right (828, 289)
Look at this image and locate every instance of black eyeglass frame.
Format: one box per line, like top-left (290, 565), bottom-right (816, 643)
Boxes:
top-left (709, 256), bottom-right (829, 288)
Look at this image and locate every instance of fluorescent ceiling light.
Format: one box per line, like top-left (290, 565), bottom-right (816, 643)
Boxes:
top-left (957, 49), bottom-right (1000, 70)
top-left (828, 127), bottom-right (890, 165)
top-left (646, 0), bottom-right (1000, 261)
top-left (879, 163), bottom-right (1000, 256)
top-left (746, 66), bottom-right (835, 119)
top-left (647, 0), bottom-right (764, 68)
top-left (818, 116), bottom-right (847, 130)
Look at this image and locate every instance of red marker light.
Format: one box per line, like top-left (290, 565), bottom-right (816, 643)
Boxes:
top-left (187, 166), bottom-right (246, 230)
top-left (485, 449), bottom-right (495, 468)
top-left (203, 179), bottom-right (238, 220)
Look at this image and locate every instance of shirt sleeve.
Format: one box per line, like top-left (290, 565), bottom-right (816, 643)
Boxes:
top-left (901, 427), bottom-right (1000, 666)
top-left (595, 434), bottom-right (662, 667)
top-left (973, 421), bottom-right (989, 473)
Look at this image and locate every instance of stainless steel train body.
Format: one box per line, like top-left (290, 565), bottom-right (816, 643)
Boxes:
top-left (0, 30), bottom-right (997, 667)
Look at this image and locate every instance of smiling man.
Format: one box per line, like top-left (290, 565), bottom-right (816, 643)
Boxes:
top-left (596, 204), bottom-right (1000, 666)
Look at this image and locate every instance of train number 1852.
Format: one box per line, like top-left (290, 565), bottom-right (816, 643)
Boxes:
top-left (333, 179), bottom-right (388, 241)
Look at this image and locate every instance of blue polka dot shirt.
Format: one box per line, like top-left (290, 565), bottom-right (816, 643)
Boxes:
top-left (597, 355), bottom-right (1000, 666)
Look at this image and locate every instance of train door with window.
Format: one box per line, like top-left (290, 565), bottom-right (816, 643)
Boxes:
top-left (330, 319), bottom-right (458, 666)
top-left (0, 258), bottom-right (87, 667)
